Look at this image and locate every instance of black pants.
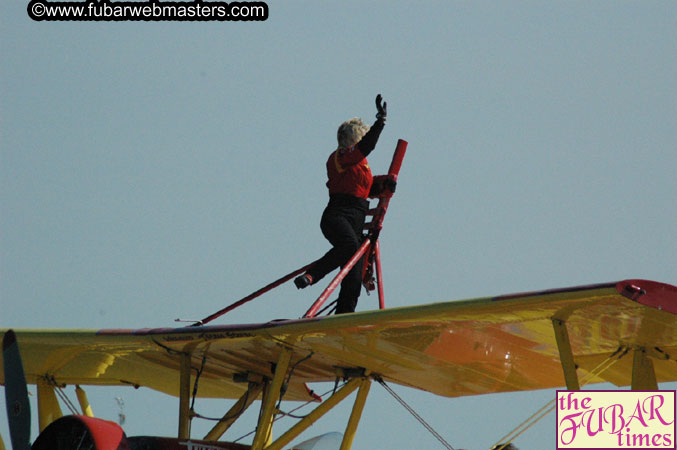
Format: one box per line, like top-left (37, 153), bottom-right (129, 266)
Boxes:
top-left (307, 196), bottom-right (368, 314)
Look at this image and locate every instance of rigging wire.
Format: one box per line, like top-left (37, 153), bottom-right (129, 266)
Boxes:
top-left (43, 377), bottom-right (78, 415)
top-left (192, 391), bottom-right (253, 423)
top-left (315, 299), bottom-right (337, 316)
top-left (491, 345), bottom-right (629, 450)
top-left (187, 349), bottom-right (257, 424)
top-left (54, 385), bottom-right (79, 415)
top-left (151, 338), bottom-right (186, 356)
top-left (276, 351), bottom-right (314, 409)
top-left (491, 401), bottom-right (555, 450)
top-left (190, 354), bottom-right (208, 412)
top-left (376, 377), bottom-right (455, 450)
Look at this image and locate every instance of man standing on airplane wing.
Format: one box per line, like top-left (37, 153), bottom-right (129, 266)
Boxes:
top-left (294, 94), bottom-right (395, 314)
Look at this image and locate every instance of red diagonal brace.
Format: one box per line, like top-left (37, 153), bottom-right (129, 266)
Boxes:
top-left (195, 262), bottom-right (314, 326)
top-left (303, 238), bottom-right (372, 318)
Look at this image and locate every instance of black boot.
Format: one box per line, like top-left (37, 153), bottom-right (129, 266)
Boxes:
top-left (294, 274), bottom-right (313, 289)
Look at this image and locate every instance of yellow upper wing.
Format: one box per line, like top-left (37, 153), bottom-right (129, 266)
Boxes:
top-left (2, 279), bottom-right (676, 402)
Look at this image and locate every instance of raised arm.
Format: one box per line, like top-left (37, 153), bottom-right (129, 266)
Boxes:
top-left (356, 94), bottom-right (387, 157)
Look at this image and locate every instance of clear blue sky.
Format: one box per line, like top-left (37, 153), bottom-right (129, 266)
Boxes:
top-left (2, 1), bottom-right (676, 449)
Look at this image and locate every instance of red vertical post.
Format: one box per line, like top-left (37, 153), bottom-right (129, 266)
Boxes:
top-left (363, 139), bottom-right (407, 309)
top-left (388, 139), bottom-right (408, 179)
top-left (374, 240), bottom-right (385, 309)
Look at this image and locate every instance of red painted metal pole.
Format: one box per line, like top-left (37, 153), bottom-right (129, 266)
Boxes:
top-left (361, 139), bottom-right (408, 309)
top-left (195, 262), bottom-right (314, 326)
top-left (388, 139), bottom-right (408, 180)
top-left (374, 240), bottom-right (385, 310)
top-left (303, 238), bottom-right (372, 318)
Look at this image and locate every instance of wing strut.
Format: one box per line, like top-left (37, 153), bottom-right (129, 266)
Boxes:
top-left (251, 347), bottom-right (293, 450)
top-left (178, 353), bottom-right (192, 439)
top-left (340, 377), bottom-right (371, 450)
top-left (264, 377), bottom-right (366, 450)
top-left (551, 318), bottom-right (580, 390)
top-left (204, 380), bottom-right (264, 441)
top-left (37, 379), bottom-right (62, 432)
top-left (631, 348), bottom-right (658, 390)
top-left (194, 139), bottom-right (407, 325)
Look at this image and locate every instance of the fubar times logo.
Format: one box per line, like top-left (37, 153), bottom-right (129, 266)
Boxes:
top-left (556, 390), bottom-right (676, 449)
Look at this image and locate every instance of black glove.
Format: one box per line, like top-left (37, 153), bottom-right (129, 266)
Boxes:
top-left (369, 175), bottom-right (397, 197)
top-left (375, 94), bottom-right (387, 122)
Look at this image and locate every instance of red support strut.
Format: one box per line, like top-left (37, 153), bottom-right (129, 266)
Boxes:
top-left (303, 238), bottom-right (372, 318)
top-left (194, 262), bottom-right (314, 326)
top-left (374, 240), bottom-right (385, 310)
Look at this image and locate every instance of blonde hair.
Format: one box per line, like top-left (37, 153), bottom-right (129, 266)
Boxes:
top-left (337, 117), bottom-right (369, 148)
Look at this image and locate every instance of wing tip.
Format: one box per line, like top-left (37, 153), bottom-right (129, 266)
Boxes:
top-left (617, 279), bottom-right (677, 314)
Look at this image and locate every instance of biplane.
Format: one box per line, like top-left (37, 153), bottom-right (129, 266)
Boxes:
top-left (2, 141), bottom-right (677, 450)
